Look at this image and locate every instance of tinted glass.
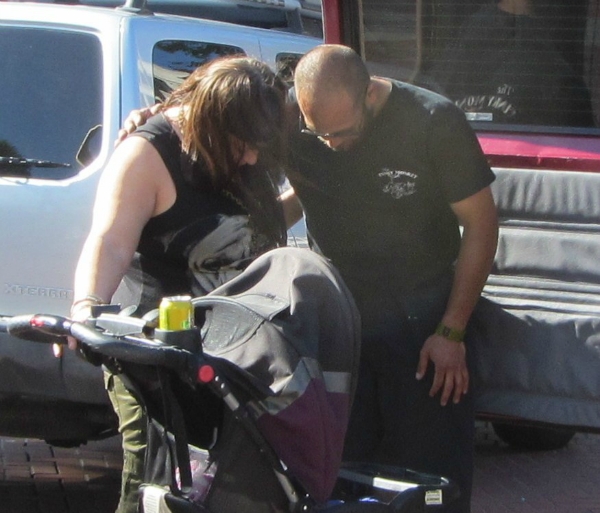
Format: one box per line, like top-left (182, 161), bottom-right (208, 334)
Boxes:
top-left (0, 27), bottom-right (103, 180)
top-left (300, 13), bottom-right (324, 38)
top-left (276, 52), bottom-right (305, 85)
top-left (359, 0), bottom-right (599, 131)
top-left (153, 41), bottom-right (245, 101)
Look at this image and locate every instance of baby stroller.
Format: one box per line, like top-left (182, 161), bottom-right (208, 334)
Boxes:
top-left (2, 247), bottom-right (459, 513)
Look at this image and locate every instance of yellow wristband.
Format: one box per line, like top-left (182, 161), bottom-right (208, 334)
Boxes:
top-left (435, 323), bottom-right (466, 343)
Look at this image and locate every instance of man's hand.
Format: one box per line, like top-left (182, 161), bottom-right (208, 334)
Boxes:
top-left (416, 334), bottom-right (469, 406)
top-left (115, 104), bottom-right (161, 146)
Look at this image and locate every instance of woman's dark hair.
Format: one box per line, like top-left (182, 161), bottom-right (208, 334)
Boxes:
top-left (163, 55), bottom-right (288, 189)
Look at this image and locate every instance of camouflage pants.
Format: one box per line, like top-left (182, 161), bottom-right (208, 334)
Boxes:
top-left (105, 371), bottom-right (147, 513)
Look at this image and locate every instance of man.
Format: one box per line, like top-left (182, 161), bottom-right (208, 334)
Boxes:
top-left (119, 44), bottom-right (498, 512)
top-left (286, 44), bottom-right (498, 512)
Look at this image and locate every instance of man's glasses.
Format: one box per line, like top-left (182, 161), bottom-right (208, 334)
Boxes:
top-left (298, 89), bottom-right (368, 140)
top-left (299, 114), bottom-right (364, 139)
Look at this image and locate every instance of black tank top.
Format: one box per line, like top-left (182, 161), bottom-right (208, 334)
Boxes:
top-left (112, 114), bottom-right (285, 315)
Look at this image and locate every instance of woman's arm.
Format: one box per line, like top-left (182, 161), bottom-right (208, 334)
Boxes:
top-left (71, 136), bottom-right (173, 319)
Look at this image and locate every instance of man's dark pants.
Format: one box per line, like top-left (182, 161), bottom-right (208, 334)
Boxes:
top-left (342, 272), bottom-right (476, 513)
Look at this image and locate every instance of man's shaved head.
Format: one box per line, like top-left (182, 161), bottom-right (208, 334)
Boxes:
top-left (294, 44), bottom-right (371, 111)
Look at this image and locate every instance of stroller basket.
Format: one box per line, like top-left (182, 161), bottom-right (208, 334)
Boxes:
top-left (137, 460), bottom-right (460, 513)
top-left (331, 463), bottom-right (459, 511)
top-left (0, 248), bottom-right (459, 513)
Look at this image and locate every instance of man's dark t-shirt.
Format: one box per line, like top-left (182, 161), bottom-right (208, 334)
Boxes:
top-left (288, 81), bottom-right (495, 296)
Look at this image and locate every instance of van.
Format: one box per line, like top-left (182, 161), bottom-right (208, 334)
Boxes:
top-left (319, 0), bottom-right (600, 451)
top-left (0, 0), bottom-right (320, 444)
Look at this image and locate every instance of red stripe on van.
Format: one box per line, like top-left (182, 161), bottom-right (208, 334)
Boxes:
top-left (478, 133), bottom-right (600, 172)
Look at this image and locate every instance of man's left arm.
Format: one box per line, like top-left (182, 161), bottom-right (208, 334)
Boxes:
top-left (416, 186), bottom-right (498, 405)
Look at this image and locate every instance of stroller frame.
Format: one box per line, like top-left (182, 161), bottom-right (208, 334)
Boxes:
top-left (1, 248), bottom-right (460, 513)
top-left (2, 309), bottom-right (459, 513)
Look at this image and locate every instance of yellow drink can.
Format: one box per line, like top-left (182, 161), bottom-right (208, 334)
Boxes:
top-left (159, 295), bottom-right (193, 331)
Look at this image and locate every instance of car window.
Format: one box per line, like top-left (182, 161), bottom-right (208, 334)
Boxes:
top-left (358, 0), bottom-right (600, 133)
top-left (153, 40), bottom-right (245, 101)
top-left (275, 52), bottom-right (304, 85)
top-left (0, 26), bottom-right (103, 180)
top-left (299, 12), bottom-right (323, 38)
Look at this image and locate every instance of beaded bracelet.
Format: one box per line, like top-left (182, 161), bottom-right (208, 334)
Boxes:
top-left (71, 294), bottom-right (106, 314)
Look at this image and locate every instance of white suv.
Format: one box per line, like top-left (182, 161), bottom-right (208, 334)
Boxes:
top-left (0, 1), bottom-right (319, 444)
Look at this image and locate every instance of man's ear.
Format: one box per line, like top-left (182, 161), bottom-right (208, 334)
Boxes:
top-left (366, 78), bottom-right (393, 114)
top-left (365, 80), bottom-right (377, 106)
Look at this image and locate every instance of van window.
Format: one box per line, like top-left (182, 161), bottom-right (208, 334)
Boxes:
top-left (299, 12), bottom-right (323, 38)
top-left (359, 0), bottom-right (599, 132)
top-left (153, 40), bottom-right (245, 101)
top-left (0, 27), bottom-right (103, 180)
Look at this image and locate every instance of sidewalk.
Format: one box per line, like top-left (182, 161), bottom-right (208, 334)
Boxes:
top-left (473, 423), bottom-right (600, 513)
top-left (1, 422), bottom-right (600, 512)
top-left (0, 435), bottom-right (120, 513)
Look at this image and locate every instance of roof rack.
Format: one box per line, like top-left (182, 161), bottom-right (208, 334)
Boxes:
top-left (118, 0), bottom-right (153, 14)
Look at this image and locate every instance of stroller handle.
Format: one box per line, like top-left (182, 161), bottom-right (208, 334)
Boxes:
top-left (3, 313), bottom-right (199, 378)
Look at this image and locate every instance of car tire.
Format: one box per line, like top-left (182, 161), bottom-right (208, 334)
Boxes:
top-left (491, 422), bottom-right (576, 451)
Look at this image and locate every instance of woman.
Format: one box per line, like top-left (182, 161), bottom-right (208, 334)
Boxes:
top-left (69, 56), bottom-right (301, 513)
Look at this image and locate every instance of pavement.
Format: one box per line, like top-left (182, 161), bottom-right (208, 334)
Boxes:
top-left (1, 422), bottom-right (599, 512)
top-left (472, 424), bottom-right (600, 513)
top-left (0, 435), bottom-right (120, 512)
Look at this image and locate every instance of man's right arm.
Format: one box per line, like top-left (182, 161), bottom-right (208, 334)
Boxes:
top-left (279, 188), bottom-right (303, 229)
top-left (115, 104), bottom-right (162, 145)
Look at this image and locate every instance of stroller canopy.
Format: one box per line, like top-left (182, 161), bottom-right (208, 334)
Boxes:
top-left (198, 247), bottom-right (361, 502)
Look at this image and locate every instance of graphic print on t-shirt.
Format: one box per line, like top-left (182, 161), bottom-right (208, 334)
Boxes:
top-left (378, 168), bottom-right (417, 199)
top-left (186, 214), bottom-right (256, 295)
